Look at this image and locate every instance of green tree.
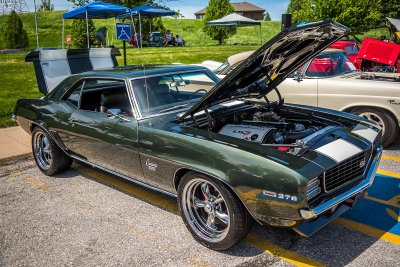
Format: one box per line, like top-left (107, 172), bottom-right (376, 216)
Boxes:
top-left (264, 11), bottom-right (271, 21)
top-left (203, 0), bottom-right (235, 45)
top-left (286, 0), bottom-right (399, 40)
top-left (71, 18), bottom-right (96, 48)
top-left (38, 0), bottom-right (54, 11)
top-left (3, 10), bottom-right (29, 49)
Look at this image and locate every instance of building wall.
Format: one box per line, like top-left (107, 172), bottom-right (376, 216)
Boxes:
top-left (196, 11), bottom-right (263, 20)
top-left (242, 11), bottom-right (263, 20)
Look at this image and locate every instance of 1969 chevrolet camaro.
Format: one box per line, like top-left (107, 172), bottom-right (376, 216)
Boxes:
top-left (13, 20), bottom-right (383, 250)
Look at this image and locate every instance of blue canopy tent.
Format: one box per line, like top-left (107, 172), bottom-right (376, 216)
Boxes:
top-left (117, 5), bottom-right (178, 48)
top-left (62, 1), bottom-right (130, 48)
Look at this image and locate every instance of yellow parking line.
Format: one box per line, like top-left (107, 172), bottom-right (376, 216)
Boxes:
top-left (74, 166), bottom-right (179, 213)
top-left (25, 177), bottom-right (49, 190)
top-left (364, 193), bottom-right (400, 209)
top-left (377, 169), bottom-right (400, 179)
top-left (75, 165), bottom-right (324, 267)
top-left (245, 234), bottom-right (326, 267)
top-left (334, 217), bottom-right (400, 245)
top-left (382, 155), bottom-right (400, 162)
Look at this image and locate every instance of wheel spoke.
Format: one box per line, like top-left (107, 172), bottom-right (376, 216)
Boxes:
top-left (206, 213), bottom-right (216, 230)
top-left (214, 194), bottom-right (224, 205)
top-left (216, 210), bottom-right (229, 225)
top-left (193, 197), bottom-right (205, 208)
top-left (201, 182), bottom-right (210, 200)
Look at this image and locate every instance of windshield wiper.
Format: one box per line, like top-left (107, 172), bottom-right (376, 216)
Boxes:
top-left (158, 103), bottom-right (191, 114)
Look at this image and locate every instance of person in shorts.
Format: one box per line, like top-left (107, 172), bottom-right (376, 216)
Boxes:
top-left (95, 27), bottom-right (107, 48)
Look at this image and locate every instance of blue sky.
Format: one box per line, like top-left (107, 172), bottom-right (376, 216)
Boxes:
top-left (25, 0), bottom-right (289, 20)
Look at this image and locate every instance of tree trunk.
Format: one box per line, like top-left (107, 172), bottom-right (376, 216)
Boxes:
top-left (386, 21), bottom-right (399, 44)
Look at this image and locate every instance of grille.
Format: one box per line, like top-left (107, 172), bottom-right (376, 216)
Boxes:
top-left (320, 148), bottom-right (372, 192)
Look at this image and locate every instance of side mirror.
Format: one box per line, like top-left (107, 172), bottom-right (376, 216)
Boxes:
top-left (293, 70), bottom-right (303, 82)
top-left (107, 109), bottom-right (130, 122)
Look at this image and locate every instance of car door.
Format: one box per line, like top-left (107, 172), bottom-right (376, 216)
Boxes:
top-left (276, 63), bottom-right (318, 106)
top-left (60, 78), bottom-right (145, 183)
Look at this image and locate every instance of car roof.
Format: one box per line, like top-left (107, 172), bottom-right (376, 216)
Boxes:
top-left (79, 64), bottom-right (210, 79)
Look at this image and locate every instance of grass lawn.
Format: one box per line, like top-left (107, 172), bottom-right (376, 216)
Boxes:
top-left (0, 11), bottom-right (281, 50)
top-left (0, 45), bottom-right (259, 128)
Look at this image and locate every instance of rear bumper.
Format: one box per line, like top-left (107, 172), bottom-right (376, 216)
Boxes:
top-left (294, 146), bottom-right (382, 236)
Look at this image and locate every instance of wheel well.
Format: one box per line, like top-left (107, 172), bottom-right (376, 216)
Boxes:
top-left (29, 123), bottom-right (38, 133)
top-left (344, 106), bottom-right (399, 127)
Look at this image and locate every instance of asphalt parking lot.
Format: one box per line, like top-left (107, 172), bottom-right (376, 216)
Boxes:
top-left (1, 145), bottom-right (399, 266)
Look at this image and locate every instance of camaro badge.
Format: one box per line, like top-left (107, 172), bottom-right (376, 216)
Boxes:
top-left (146, 159), bottom-right (158, 171)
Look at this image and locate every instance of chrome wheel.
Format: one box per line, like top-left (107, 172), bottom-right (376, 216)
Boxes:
top-left (358, 112), bottom-right (385, 135)
top-left (33, 131), bottom-right (52, 170)
top-left (181, 178), bottom-right (230, 242)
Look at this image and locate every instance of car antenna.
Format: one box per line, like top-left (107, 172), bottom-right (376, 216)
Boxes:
top-left (138, 14), bottom-right (151, 115)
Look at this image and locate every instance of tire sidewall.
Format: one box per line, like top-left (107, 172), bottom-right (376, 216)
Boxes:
top-left (177, 172), bottom-right (243, 250)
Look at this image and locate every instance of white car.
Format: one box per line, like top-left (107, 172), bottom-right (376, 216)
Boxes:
top-left (203, 50), bottom-right (400, 147)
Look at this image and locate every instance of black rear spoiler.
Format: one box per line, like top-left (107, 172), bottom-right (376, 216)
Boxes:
top-left (25, 48), bottom-right (121, 95)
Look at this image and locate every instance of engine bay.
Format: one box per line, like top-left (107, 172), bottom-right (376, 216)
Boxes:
top-left (187, 101), bottom-right (351, 155)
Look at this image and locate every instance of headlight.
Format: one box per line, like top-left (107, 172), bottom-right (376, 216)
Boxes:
top-left (307, 177), bottom-right (321, 200)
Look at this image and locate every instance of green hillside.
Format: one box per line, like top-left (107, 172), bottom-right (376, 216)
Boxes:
top-left (0, 10), bottom-right (281, 50)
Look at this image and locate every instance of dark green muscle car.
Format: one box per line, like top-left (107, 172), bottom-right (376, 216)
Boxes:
top-left (13, 20), bottom-right (383, 250)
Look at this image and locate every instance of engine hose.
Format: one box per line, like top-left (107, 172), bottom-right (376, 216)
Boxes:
top-left (285, 127), bottom-right (318, 141)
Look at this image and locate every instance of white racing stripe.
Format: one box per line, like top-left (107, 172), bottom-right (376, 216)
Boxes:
top-left (351, 124), bottom-right (378, 143)
top-left (315, 139), bottom-right (362, 162)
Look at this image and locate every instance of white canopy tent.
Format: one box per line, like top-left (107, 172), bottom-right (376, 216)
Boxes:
top-left (206, 13), bottom-right (262, 44)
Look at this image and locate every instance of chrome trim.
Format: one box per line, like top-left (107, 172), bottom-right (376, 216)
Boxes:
top-left (69, 155), bottom-right (177, 198)
top-left (300, 147), bottom-right (382, 219)
top-left (11, 114), bottom-right (17, 121)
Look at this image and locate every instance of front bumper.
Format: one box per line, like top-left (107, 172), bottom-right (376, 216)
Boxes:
top-left (294, 146), bottom-right (383, 236)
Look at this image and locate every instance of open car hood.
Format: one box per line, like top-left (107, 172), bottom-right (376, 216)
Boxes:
top-left (179, 20), bottom-right (350, 120)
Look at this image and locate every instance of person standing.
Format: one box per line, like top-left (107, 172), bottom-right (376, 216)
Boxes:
top-left (95, 27), bottom-right (107, 48)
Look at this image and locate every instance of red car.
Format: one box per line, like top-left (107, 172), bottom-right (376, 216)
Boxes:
top-left (358, 37), bottom-right (400, 73)
top-left (329, 40), bottom-right (361, 69)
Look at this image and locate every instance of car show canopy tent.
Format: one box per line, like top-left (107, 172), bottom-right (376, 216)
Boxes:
top-left (62, 1), bottom-right (130, 48)
top-left (117, 5), bottom-right (175, 19)
top-left (116, 5), bottom-right (179, 48)
top-left (206, 13), bottom-right (262, 44)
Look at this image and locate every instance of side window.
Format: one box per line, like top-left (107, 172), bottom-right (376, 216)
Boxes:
top-left (80, 79), bottom-right (133, 116)
top-left (63, 81), bottom-right (84, 108)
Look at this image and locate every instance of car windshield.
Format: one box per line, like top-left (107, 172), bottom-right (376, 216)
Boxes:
top-left (214, 60), bottom-right (230, 75)
top-left (344, 44), bottom-right (359, 56)
top-left (305, 52), bottom-right (357, 77)
top-left (131, 71), bottom-right (217, 117)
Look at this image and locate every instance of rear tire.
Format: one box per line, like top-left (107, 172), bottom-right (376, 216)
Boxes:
top-left (351, 107), bottom-right (398, 147)
top-left (177, 172), bottom-right (252, 250)
top-left (32, 127), bottom-right (72, 176)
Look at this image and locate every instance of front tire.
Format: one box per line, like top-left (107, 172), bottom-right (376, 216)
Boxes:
top-left (351, 107), bottom-right (398, 147)
top-left (177, 172), bottom-right (251, 250)
top-left (32, 127), bottom-right (72, 176)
